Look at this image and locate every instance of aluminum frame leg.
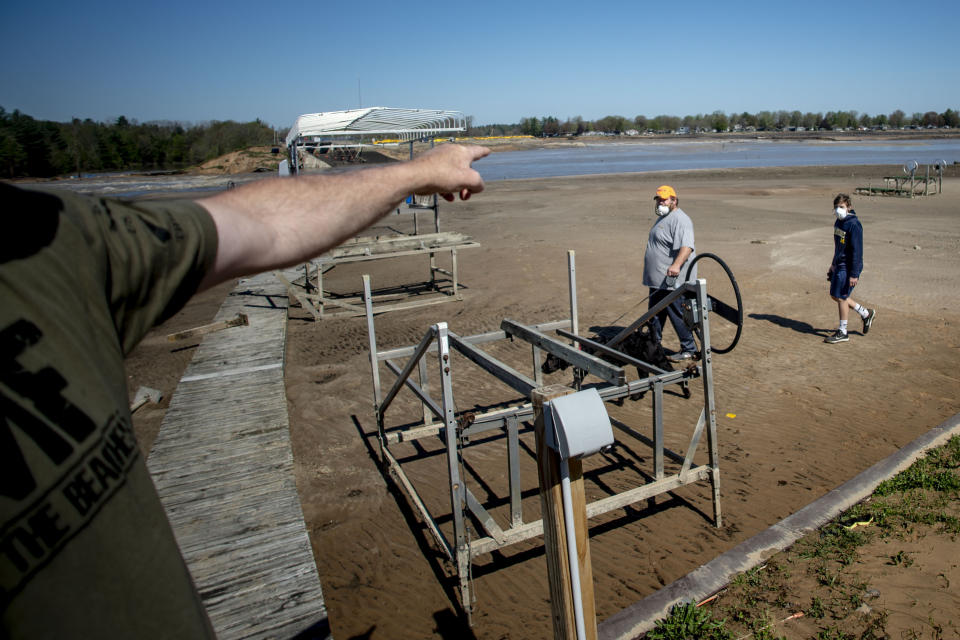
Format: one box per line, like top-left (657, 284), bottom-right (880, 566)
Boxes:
top-left (437, 323), bottom-right (472, 618)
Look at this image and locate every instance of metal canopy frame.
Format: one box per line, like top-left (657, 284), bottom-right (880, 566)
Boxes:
top-left (286, 107), bottom-right (466, 173)
top-left (282, 107), bottom-right (473, 317)
top-left (362, 252), bottom-right (723, 620)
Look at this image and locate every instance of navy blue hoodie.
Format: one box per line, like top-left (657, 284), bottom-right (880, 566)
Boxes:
top-left (831, 210), bottom-right (863, 278)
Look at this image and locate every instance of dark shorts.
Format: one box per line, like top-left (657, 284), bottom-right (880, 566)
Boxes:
top-left (830, 269), bottom-right (855, 299)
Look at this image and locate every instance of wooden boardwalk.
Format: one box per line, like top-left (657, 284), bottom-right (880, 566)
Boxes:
top-left (147, 272), bottom-right (330, 639)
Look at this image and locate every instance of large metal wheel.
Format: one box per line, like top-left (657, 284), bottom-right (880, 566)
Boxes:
top-left (683, 252), bottom-right (743, 354)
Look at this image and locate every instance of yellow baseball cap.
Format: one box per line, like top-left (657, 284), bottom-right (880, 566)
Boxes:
top-left (655, 185), bottom-right (677, 200)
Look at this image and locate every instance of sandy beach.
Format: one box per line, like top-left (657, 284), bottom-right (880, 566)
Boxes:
top-left (128, 162), bottom-right (960, 639)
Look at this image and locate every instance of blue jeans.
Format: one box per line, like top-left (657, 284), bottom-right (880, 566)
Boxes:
top-left (648, 288), bottom-right (697, 353)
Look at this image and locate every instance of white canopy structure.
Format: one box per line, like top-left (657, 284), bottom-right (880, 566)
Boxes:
top-left (285, 107), bottom-right (466, 148)
top-left (277, 106), bottom-right (478, 317)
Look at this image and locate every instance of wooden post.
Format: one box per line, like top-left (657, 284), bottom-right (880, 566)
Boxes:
top-left (273, 271), bottom-right (320, 321)
top-left (533, 385), bottom-right (598, 640)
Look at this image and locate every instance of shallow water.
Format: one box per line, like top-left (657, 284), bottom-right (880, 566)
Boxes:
top-left (18, 139), bottom-right (960, 196)
top-left (474, 138), bottom-right (960, 181)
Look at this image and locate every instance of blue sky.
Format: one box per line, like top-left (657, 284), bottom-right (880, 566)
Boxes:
top-left (1, 0), bottom-right (957, 129)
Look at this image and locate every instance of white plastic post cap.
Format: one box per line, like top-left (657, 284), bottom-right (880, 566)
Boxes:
top-left (544, 388), bottom-right (615, 460)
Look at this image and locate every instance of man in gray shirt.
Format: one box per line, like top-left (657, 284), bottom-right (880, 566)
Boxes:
top-left (642, 185), bottom-right (698, 361)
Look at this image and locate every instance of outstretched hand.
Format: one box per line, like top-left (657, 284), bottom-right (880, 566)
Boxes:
top-left (197, 142), bottom-right (491, 291)
top-left (411, 144), bottom-right (490, 202)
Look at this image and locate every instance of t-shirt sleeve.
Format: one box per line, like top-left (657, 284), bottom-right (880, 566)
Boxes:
top-left (673, 216), bottom-right (695, 250)
top-left (63, 194), bottom-right (219, 354)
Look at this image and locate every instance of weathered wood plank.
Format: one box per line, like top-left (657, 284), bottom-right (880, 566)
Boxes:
top-left (167, 312), bottom-right (249, 342)
top-left (147, 271), bottom-right (329, 639)
top-left (325, 231), bottom-right (472, 258)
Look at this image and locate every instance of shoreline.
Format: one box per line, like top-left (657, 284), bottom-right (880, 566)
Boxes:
top-left (7, 130), bottom-right (958, 183)
top-left (14, 163), bottom-right (959, 198)
top-left (368, 130), bottom-right (960, 161)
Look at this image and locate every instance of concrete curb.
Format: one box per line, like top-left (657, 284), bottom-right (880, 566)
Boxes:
top-left (598, 412), bottom-right (960, 640)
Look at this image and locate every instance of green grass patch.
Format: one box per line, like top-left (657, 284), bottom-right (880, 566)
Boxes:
top-left (646, 601), bottom-right (732, 640)
top-left (645, 435), bottom-right (960, 639)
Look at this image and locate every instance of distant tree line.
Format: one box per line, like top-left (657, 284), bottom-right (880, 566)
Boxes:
top-left (5, 106), bottom-right (957, 177)
top-left (0, 107), bottom-right (283, 178)
top-left (468, 108), bottom-right (960, 137)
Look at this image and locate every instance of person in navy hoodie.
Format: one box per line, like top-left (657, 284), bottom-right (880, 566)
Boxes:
top-left (825, 193), bottom-right (876, 343)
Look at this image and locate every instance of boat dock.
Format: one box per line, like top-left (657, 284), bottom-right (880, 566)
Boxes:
top-left (147, 272), bottom-right (329, 639)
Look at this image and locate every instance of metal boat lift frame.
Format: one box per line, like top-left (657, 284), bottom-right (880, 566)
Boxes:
top-left (363, 252), bottom-right (722, 616)
top-left (855, 160), bottom-right (948, 198)
top-left (278, 231), bottom-right (480, 320)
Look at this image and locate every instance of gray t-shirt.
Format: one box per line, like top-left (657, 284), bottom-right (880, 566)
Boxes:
top-left (642, 207), bottom-right (696, 289)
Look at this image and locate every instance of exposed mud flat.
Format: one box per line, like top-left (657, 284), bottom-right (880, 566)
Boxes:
top-left (127, 164), bottom-right (960, 639)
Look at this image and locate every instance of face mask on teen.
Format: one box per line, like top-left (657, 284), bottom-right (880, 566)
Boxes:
top-left (835, 206), bottom-right (848, 220)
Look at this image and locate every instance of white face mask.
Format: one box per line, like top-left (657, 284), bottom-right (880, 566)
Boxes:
top-left (835, 206), bottom-right (848, 220)
top-left (656, 203), bottom-right (671, 216)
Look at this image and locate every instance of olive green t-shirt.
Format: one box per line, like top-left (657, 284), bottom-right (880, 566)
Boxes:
top-left (1, 183), bottom-right (218, 638)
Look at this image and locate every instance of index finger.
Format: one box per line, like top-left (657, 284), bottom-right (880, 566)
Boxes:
top-left (465, 145), bottom-right (491, 162)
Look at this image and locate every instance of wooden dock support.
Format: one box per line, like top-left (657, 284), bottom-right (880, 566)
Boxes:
top-left (533, 385), bottom-right (598, 640)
